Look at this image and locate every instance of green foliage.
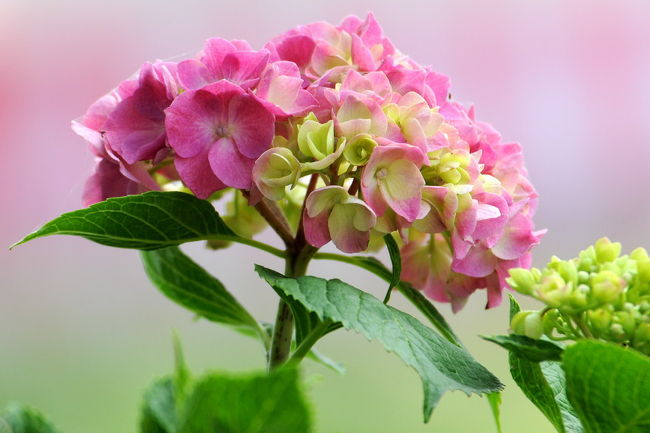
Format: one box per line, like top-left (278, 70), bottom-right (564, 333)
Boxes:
top-left (13, 192), bottom-right (237, 250)
top-left (314, 253), bottom-right (462, 346)
top-left (255, 265), bottom-right (503, 422)
top-left (140, 378), bottom-right (177, 433)
top-left (179, 369), bottom-right (311, 433)
top-left (141, 247), bottom-right (266, 344)
top-left (0, 403), bottom-right (61, 433)
top-left (482, 334), bottom-right (564, 362)
top-left (487, 392), bottom-right (503, 433)
top-left (503, 296), bottom-right (583, 433)
top-left (563, 341), bottom-right (650, 433)
top-left (382, 234), bottom-right (401, 303)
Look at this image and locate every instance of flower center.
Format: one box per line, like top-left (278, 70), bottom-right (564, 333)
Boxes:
top-left (376, 168), bottom-right (388, 180)
top-left (214, 125), bottom-right (230, 138)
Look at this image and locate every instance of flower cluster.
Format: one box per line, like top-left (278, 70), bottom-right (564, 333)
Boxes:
top-left (73, 14), bottom-right (543, 311)
top-left (509, 238), bottom-right (650, 355)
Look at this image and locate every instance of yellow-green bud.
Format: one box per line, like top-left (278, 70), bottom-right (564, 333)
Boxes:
top-left (297, 113), bottom-right (336, 161)
top-left (549, 256), bottom-right (578, 285)
top-left (507, 268), bottom-right (538, 295)
top-left (587, 308), bottom-right (612, 336)
top-left (594, 237), bottom-right (622, 263)
top-left (511, 311), bottom-right (544, 339)
top-left (535, 274), bottom-right (571, 308)
top-left (590, 270), bottom-right (625, 305)
top-left (343, 133), bottom-right (377, 166)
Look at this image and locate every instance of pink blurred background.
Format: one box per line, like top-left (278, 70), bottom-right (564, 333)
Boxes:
top-left (2, 1), bottom-right (650, 432)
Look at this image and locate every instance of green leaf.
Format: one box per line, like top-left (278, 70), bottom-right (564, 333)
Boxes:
top-left (12, 191), bottom-right (237, 250)
top-left (140, 378), bottom-right (177, 433)
top-left (382, 234), bottom-right (401, 303)
top-left (141, 247), bottom-right (266, 345)
top-left (178, 369), bottom-right (311, 433)
top-left (0, 404), bottom-right (61, 433)
top-left (482, 334), bottom-right (564, 362)
top-left (305, 348), bottom-right (346, 375)
top-left (255, 265), bottom-right (503, 422)
top-left (506, 295), bottom-right (583, 433)
top-left (487, 392), bottom-right (503, 433)
top-left (563, 341), bottom-right (650, 433)
top-left (313, 253), bottom-right (461, 346)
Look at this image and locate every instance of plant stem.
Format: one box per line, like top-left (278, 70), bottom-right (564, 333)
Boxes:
top-left (268, 245), bottom-right (315, 370)
top-left (287, 320), bottom-right (332, 366)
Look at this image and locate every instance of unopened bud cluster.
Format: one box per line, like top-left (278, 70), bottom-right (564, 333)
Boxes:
top-left (508, 238), bottom-right (650, 355)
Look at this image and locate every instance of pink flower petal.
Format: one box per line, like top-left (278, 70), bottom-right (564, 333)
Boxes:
top-left (208, 137), bottom-right (255, 190)
top-left (174, 149), bottom-right (226, 199)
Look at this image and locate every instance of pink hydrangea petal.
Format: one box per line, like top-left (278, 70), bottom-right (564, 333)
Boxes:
top-left (228, 93), bottom-right (274, 159)
top-left (208, 137), bottom-right (255, 190)
top-left (175, 149), bottom-right (226, 199)
top-left (472, 192), bottom-right (508, 243)
top-left (83, 158), bottom-right (145, 206)
top-left (270, 35), bottom-right (316, 69)
top-left (491, 212), bottom-right (541, 260)
top-left (351, 33), bottom-right (375, 71)
top-left (304, 210), bottom-right (331, 248)
top-left (220, 50), bottom-right (269, 88)
top-left (379, 158), bottom-right (424, 222)
top-left (328, 204), bottom-right (370, 253)
top-left (177, 59), bottom-right (214, 90)
top-left (165, 87), bottom-right (228, 158)
top-left (451, 244), bottom-right (497, 278)
top-left (201, 38), bottom-right (239, 74)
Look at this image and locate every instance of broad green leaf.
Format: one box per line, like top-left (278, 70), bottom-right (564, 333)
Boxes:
top-left (313, 253), bottom-right (461, 346)
top-left (178, 369), bottom-right (311, 433)
top-left (563, 341), bottom-right (650, 433)
top-left (482, 334), bottom-right (564, 362)
top-left (507, 296), bottom-right (583, 433)
top-left (12, 191), bottom-right (240, 250)
top-left (382, 234), bottom-right (401, 303)
top-left (487, 392), bottom-right (503, 433)
top-left (141, 247), bottom-right (266, 344)
top-left (255, 265), bottom-right (503, 422)
top-left (140, 378), bottom-right (177, 433)
top-left (0, 404), bottom-right (61, 433)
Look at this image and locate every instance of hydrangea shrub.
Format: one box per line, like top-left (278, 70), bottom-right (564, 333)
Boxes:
top-left (7, 13), bottom-right (648, 433)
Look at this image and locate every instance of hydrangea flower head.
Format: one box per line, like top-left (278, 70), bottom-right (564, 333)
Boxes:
top-left (73, 13), bottom-right (543, 311)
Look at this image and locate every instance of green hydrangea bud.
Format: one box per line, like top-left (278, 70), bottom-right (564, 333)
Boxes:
top-left (590, 270), bottom-right (625, 305)
top-left (632, 323), bottom-right (650, 355)
top-left (343, 133), bottom-right (377, 166)
top-left (535, 273), bottom-right (571, 308)
top-left (549, 256), bottom-right (578, 286)
top-left (297, 113), bottom-right (336, 161)
top-left (511, 310), bottom-right (544, 339)
top-left (507, 268), bottom-right (538, 295)
top-left (542, 308), bottom-right (561, 336)
top-left (587, 308), bottom-right (612, 337)
top-left (594, 237), bottom-right (622, 263)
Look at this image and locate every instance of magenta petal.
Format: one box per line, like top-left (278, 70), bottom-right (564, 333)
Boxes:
top-left (177, 59), bottom-right (214, 90)
top-left (303, 211), bottom-right (331, 248)
top-left (83, 158), bottom-right (144, 206)
top-left (175, 150), bottom-right (226, 199)
top-left (208, 137), bottom-right (255, 189)
top-left (274, 35), bottom-right (316, 68)
top-left (220, 50), bottom-right (269, 88)
top-left (202, 38), bottom-right (238, 74)
top-left (228, 93), bottom-right (274, 159)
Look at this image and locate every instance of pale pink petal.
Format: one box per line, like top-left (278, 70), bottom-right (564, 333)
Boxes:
top-left (208, 137), bottom-right (255, 189)
top-left (452, 244), bottom-right (497, 278)
top-left (177, 59), bottom-right (214, 90)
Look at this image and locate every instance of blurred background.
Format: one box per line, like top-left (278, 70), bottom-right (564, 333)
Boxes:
top-left (2, 0), bottom-right (650, 432)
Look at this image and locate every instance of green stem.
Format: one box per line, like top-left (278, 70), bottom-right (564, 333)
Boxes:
top-left (287, 320), bottom-right (332, 367)
top-left (268, 247), bottom-right (315, 370)
top-left (207, 235), bottom-right (286, 258)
